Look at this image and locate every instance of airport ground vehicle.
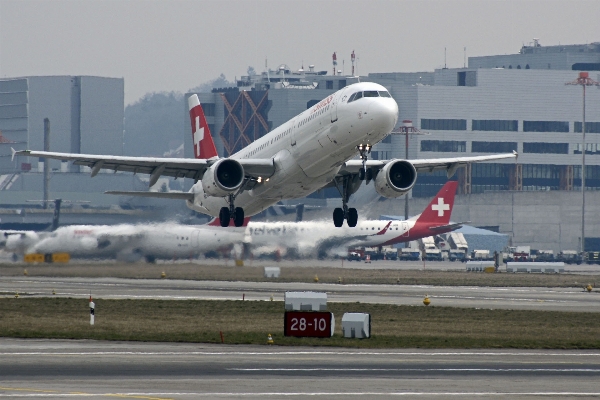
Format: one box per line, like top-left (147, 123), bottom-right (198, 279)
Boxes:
top-left (448, 249), bottom-right (467, 262)
top-left (470, 249), bottom-right (494, 261)
top-left (533, 249), bottom-right (554, 262)
top-left (347, 251), bottom-right (362, 261)
top-left (399, 248), bottom-right (420, 261)
top-left (557, 250), bottom-right (582, 265)
top-left (423, 248), bottom-right (443, 261)
top-left (586, 251), bottom-right (600, 265)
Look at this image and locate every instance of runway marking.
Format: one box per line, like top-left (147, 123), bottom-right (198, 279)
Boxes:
top-left (0, 387), bottom-right (57, 393)
top-left (1, 351), bottom-right (600, 357)
top-left (229, 367), bottom-right (600, 373)
top-left (0, 387), bottom-right (173, 399)
top-left (1, 392), bottom-right (600, 397)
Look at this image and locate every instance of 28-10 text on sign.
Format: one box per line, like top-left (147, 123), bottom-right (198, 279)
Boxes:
top-left (284, 311), bottom-right (334, 338)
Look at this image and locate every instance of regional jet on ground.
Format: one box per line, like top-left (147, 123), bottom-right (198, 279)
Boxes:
top-left (5, 218), bottom-right (248, 262)
top-left (246, 181), bottom-right (462, 258)
top-left (15, 82), bottom-right (516, 227)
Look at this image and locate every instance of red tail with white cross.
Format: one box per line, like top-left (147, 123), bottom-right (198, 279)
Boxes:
top-left (188, 94), bottom-right (218, 159)
top-left (415, 181), bottom-right (457, 225)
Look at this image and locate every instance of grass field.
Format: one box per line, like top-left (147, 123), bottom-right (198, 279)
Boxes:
top-left (2, 262), bottom-right (599, 288)
top-left (1, 298), bottom-right (599, 349)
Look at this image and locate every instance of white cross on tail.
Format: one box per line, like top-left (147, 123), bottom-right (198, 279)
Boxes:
top-left (193, 116), bottom-right (204, 156)
top-left (431, 197), bottom-right (450, 217)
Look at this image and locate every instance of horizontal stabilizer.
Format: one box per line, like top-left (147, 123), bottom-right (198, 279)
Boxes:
top-left (105, 191), bottom-right (194, 200)
top-left (428, 222), bottom-right (468, 232)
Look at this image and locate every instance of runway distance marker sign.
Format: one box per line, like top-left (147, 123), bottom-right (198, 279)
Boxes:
top-left (284, 311), bottom-right (334, 338)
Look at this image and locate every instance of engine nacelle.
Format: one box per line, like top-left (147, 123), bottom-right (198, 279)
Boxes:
top-left (201, 158), bottom-right (245, 197)
top-left (374, 160), bottom-right (417, 198)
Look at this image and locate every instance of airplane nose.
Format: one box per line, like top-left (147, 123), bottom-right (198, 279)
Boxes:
top-left (368, 98), bottom-right (399, 132)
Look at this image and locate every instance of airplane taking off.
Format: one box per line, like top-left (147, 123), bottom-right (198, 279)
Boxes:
top-left (245, 181), bottom-right (462, 258)
top-left (15, 82), bottom-right (516, 227)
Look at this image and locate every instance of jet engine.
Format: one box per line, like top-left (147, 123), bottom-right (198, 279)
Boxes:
top-left (201, 159), bottom-right (245, 197)
top-left (374, 160), bottom-right (417, 198)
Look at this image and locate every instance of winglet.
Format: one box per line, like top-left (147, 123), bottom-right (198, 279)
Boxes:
top-left (188, 94), bottom-right (218, 160)
top-left (11, 147), bottom-right (16, 161)
top-left (415, 181), bottom-right (458, 225)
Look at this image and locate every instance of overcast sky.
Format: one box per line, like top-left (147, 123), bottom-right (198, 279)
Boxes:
top-left (1, 0), bottom-right (598, 105)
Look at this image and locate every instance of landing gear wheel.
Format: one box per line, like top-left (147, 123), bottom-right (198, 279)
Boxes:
top-left (333, 208), bottom-right (344, 227)
top-left (219, 207), bottom-right (230, 227)
top-left (233, 207), bottom-right (245, 227)
top-left (347, 208), bottom-right (358, 227)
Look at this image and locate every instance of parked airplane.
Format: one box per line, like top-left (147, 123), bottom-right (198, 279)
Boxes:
top-left (5, 218), bottom-right (248, 262)
top-left (245, 181), bottom-right (461, 258)
top-left (14, 82), bottom-right (516, 227)
top-left (0, 199), bottom-right (63, 255)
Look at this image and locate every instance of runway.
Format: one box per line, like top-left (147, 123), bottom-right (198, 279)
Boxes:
top-left (1, 338), bottom-right (599, 399)
top-left (1, 275), bottom-right (599, 312)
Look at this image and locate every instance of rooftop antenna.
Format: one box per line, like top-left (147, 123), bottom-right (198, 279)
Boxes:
top-left (332, 52), bottom-right (337, 75)
top-left (464, 47), bottom-right (466, 68)
top-left (351, 50), bottom-right (356, 76)
top-left (265, 57), bottom-right (270, 83)
top-left (444, 47), bottom-right (447, 69)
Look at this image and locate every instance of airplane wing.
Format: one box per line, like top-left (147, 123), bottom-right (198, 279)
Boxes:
top-left (338, 151), bottom-right (518, 178)
top-left (13, 149), bottom-right (275, 187)
top-left (104, 190), bottom-right (195, 200)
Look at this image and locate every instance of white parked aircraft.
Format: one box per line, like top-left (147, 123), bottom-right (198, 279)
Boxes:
top-left (5, 218), bottom-right (248, 262)
top-left (246, 181), bottom-right (462, 258)
top-left (14, 82), bottom-right (516, 227)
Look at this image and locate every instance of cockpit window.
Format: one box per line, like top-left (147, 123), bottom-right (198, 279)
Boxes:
top-left (354, 91), bottom-right (363, 101)
top-left (363, 90), bottom-right (380, 97)
top-left (347, 92), bottom-right (357, 103)
top-left (379, 91), bottom-right (392, 98)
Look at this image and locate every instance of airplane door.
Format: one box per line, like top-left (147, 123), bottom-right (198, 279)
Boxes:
top-left (330, 92), bottom-right (338, 123)
top-left (401, 222), bottom-right (409, 237)
top-left (192, 230), bottom-right (200, 248)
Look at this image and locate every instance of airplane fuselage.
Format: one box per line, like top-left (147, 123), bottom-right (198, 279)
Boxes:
top-left (188, 82), bottom-right (398, 217)
top-left (246, 219), bottom-right (456, 257)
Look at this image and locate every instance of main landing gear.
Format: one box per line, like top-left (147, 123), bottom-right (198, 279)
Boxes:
top-left (219, 193), bottom-right (245, 227)
top-left (332, 175), bottom-right (358, 228)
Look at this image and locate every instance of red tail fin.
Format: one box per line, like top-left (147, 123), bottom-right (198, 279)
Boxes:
top-left (415, 181), bottom-right (457, 225)
top-left (188, 94), bottom-right (218, 159)
top-left (207, 217), bottom-right (251, 227)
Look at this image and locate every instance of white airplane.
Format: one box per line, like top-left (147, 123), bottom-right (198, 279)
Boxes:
top-left (14, 82), bottom-right (516, 228)
top-left (6, 218), bottom-right (248, 262)
top-left (246, 181), bottom-right (462, 258)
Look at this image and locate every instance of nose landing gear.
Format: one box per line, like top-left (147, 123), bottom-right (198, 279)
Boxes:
top-left (356, 144), bottom-right (372, 181)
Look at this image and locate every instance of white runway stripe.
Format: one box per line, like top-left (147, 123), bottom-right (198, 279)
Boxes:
top-left (2, 351), bottom-right (600, 357)
top-left (2, 391), bottom-right (600, 397)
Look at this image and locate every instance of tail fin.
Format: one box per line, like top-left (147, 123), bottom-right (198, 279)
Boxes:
top-left (188, 94), bottom-right (218, 159)
top-left (415, 181), bottom-right (458, 225)
top-left (51, 198), bottom-right (62, 231)
top-left (207, 217), bottom-right (251, 227)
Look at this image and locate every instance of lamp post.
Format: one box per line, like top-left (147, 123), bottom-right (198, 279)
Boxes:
top-left (392, 120), bottom-right (428, 220)
top-left (566, 72), bottom-right (600, 254)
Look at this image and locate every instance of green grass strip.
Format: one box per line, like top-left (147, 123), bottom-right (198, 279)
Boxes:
top-left (1, 298), bottom-right (600, 348)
